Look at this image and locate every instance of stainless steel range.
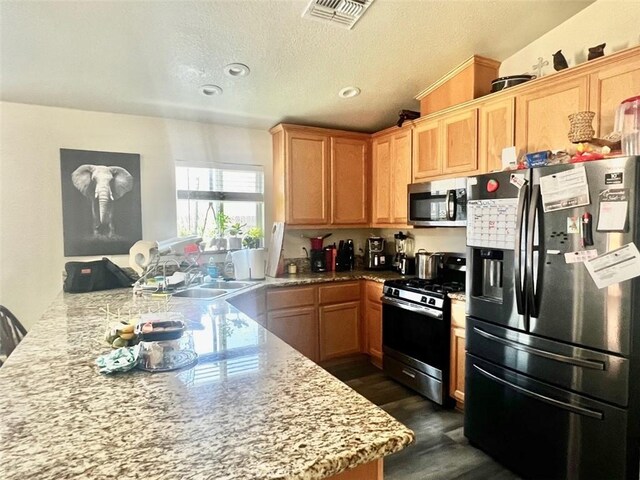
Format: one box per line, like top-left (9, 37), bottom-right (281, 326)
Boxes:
top-left (381, 254), bottom-right (465, 405)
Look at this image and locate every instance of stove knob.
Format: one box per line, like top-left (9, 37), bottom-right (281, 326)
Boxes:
top-left (393, 289), bottom-right (400, 297)
top-left (428, 298), bottom-right (436, 306)
top-left (420, 296), bottom-right (427, 303)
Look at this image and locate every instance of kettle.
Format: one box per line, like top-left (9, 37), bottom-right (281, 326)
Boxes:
top-left (415, 250), bottom-right (445, 280)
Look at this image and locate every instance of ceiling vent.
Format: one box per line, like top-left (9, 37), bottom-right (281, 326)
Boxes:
top-left (302, 0), bottom-right (374, 29)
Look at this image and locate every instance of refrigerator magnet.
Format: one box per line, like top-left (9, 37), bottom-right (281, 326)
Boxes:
top-left (597, 189), bottom-right (629, 232)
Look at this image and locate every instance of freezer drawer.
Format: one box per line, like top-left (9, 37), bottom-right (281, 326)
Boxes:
top-left (467, 316), bottom-right (630, 406)
top-left (465, 354), bottom-right (636, 480)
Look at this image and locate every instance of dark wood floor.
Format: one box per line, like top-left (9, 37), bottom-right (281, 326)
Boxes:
top-left (322, 356), bottom-right (521, 480)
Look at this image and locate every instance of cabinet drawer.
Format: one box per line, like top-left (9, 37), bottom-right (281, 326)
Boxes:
top-left (451, 300), bottom-right (466, 329)
top-left (318, 281), bottom-right (361, 305)
top-left (267, 286), bottom-right (316, 310)
top-left (366, 281), bottom-right (384, 303)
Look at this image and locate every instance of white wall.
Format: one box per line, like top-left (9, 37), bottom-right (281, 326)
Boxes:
top-left (500, 0), bottom-right (640, 77)
top-left (0, 102), bottom-right (272, 329)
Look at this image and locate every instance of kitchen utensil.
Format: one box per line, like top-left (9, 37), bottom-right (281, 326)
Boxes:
top-left (490, 74), bottom-right (535, 93)
top-left (415, 250), bottom-right (445, 280)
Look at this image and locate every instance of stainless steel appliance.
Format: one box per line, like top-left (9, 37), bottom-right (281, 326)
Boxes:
top-left (382, 254), bottom-right (466, 404)
top-left (393, 231), bottom-right (414, 274)
top-left (408, 177), bottom-right (467, 227)
top-left (365, 236), bottom-right (386, 270)
top-left (465, 157), bottom-right (640, 480)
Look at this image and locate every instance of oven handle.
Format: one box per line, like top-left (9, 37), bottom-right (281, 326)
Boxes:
top-left (446, 190), bottom-right (457, 221)
top-left (473, 364), bottom-right (603, 420)
top-left (381, 297), bottom-right (443, 320)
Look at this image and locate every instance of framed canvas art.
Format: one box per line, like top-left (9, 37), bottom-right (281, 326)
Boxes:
top-left (60, 148), bottom-right (142, 256)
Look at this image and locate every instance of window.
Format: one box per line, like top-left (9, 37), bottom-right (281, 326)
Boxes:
top-left (176, 163), bottom-right (264, 248)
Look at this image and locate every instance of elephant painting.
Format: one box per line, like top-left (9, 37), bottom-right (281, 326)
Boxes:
top-left (71, 164), bottom-right (134, 238)
top-left (60, 148), bottom-right (142, 256)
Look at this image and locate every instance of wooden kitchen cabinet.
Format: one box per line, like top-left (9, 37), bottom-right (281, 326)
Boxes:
top-left (371, 126), bottom-right (412, 226)
top-left (479, 96), bottom-right (515, 173)
top-left (412, 117), bottom-right (441, 180)
top-left (267, 306), bottom-right (318, 362)
top-left (588, 49), bottom-right (640, 138)
top-left (364, 281), bottom-right (384, 368)
top-left (515, 75), bottom-right (589, 152)
top-left (413, 108), bottom-right (478, 182)
top-left (319, 301), bottom-right (361, 361)
top-left (271, 124), bottom-right (369, 228)
top-left (449, 299), bottom-right (466, 409)
top-left (331, 137), bottom-right (368, 225)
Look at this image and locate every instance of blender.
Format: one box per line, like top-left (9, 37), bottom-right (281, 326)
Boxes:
top-left (393, 232), bottom-right (415, 275)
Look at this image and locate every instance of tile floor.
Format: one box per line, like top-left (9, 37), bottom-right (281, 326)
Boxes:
top-left (322, 356), bottom-right (521, 480)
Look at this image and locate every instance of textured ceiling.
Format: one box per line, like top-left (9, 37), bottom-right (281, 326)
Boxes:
top-left (0, 0), bottom-right (593, 132)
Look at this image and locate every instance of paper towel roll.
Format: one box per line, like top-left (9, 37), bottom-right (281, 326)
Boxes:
top-left (129, 240), bottom-right (158, 275)
top-left (249, 248), bottom-right (265, 280)
top-left (231, 250), bottom-right (250, 280)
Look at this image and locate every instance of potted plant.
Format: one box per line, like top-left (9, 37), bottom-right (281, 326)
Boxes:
top-left (209, 211), bottom-right (230, 250)
top-left (243, 226), bottom-right (264, 249)
top-left (227, 222), bottom-right (246, 250)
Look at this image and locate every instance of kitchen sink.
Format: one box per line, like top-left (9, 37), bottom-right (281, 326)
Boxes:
top-left (200, 281), bottom-right (254, 290)
top-left (172, 288), bottom-right (227, 299)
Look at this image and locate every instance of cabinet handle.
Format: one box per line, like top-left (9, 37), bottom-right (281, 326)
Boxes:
top-left (401, 369), bottom-right (416, 379)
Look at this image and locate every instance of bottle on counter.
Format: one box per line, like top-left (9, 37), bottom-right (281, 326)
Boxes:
top-left (207, 257), bottom-right (219, 278)
top-left (224, 252), bottom-right (235, 279)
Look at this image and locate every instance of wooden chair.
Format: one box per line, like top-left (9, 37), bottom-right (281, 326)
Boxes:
top-left (0, 306), bottom-right (26, 366)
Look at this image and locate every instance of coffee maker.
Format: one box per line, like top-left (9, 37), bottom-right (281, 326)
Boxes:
top-left (304, 234), bottom-right (332, 273)
top-left (365, 236), bottom-right (386, 270)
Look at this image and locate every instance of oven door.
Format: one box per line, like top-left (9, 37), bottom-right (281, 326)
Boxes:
top-left (382, 297), bottom-right (449, 378)
top-left (408, 180), bottom-right (467, 227)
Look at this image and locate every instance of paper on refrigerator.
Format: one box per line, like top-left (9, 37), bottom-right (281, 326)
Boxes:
top-left (539, 166), bottom-right (590, 213)
top-left (584, 243), bottom-right (640, 289)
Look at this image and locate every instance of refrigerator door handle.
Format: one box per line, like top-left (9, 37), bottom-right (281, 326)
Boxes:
top-left (514, 184), bottom-right (528, 316)
top-left (473, 364), bottom-right (604, 420)
top-left (473, 327), bottom-right (606, 370)
top-left (446, 190), bottom-right (457, 221)
top-left (526, 184), bottom-right (541, 318)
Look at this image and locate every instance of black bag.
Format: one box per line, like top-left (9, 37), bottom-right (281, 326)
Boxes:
top-left (64, 258), bottom-right (135, 293)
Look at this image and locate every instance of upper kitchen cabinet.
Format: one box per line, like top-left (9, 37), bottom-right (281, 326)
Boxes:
top-left (331, 137), bottom-right (368, 225)
top-left (371, 125), bottom-right (412, 226)
top-left (588, 48), bottom-right (640, 138)
top-left (479, 96), bottom-right (515, 173)
top-left (271, 124), bottom-right (369, 228)
top-left (413, 108), bottom-right (478, 182)
top-left (515, 76), bottom-right (589, 152)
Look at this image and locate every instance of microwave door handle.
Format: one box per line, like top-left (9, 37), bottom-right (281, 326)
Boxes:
top-left (446, 190), bottom-right (457, 221)
top-left (514, 184), bottom-right (528, 316)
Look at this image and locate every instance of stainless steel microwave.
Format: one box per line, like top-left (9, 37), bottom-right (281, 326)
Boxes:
top-left (408, 177), bottom-right (467, 227)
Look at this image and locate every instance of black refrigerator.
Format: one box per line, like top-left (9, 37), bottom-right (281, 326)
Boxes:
top-left (464, 156), bottom-right (640, 480)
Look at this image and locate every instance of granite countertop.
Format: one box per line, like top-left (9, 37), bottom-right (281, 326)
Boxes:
top-left (0, 287), bottom-right (414, 480)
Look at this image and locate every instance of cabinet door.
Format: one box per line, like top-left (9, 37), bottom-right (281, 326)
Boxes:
top-left (331, 137), bottom-right (368, 225)
top-left (450, 325), bottom-right (466, 407)
top-left (412, 118), bottom-right (441, 181)
top-left (515, 76), bottom-right (589, 152)
top-left (371, 135), bottom-right (393, 224)
top-left (267, 306), bottom-right (318, 362)
top-left (391, 129), bottom-right (412, 224)
top-left (442, 108), bottom-right (478, 174)
top-left (365, 301), bottom-right (382, 368)
top-left (319, 301), bottom-right (361, 361)
top-left (589, 52), bottom-right (640, 137)
top-left (286, 131), bottom-right (330, 225)
top-left (479, 97), bottom-right (515, 173)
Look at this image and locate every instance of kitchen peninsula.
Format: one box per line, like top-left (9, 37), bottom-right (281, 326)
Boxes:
top-left (0, 284), bottom-right (414, 480)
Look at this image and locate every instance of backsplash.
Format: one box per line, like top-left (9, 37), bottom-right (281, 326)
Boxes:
top-left (283, 229), bottom-right (377, 259)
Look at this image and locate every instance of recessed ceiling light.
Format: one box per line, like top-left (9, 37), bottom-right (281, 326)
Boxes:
top-left (338, 86), bottom-right (361, 98)
top-left (201, 84), bottom-right (223, 96)
top-left (223, 63), bottom-right (250, 77)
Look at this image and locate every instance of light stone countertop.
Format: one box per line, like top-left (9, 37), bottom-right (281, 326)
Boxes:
top-left (0, 279), bottom-right (414, 480)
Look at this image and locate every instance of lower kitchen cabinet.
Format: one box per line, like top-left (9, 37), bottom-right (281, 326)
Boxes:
top-left (364, 281), bottom-right (384, 368)
top-left (267, 306), bottom-right (318, 362)
top-left (449, 299), bottom-right (466, 409)
top-left (319, 301), bottom-right (361, 361)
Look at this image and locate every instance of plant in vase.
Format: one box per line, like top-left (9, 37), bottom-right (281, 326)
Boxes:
top-left (227, 222), bottom-right (246, 250)
top-left (243, 227), bottom-right (263, 249)
top-left (209, 211), bottom-right (230, 250)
